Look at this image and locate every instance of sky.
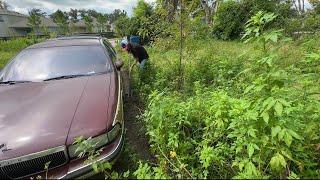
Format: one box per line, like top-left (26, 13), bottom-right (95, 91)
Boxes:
top-left (6, 0), bottom-right (156, 16)
top-left (6, 0), bottom-right (313, 16)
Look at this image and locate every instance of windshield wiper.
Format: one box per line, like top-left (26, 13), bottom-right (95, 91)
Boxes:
top-left (0, 81), bottom-right (31, 85)
top-left (43, 72), bottom-right (106, 82)
top-left (44, 74), bottom-right (89, 81)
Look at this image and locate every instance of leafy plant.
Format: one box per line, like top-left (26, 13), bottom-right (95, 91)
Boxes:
top-left (242, 11), bottom-right (283, 52)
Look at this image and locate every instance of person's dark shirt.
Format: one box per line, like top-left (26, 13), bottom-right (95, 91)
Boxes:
top-left (127, 43), bottom-right (149, 63)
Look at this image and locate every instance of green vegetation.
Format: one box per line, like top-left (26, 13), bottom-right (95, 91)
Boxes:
top-left (0, 38), bottom-right (42, 68)
top-left (0, 0), bottom-right (319, 179)
top-left (117, 8), bottom-right (320, 178)
top-left (126, 34), bottom-right (320, 179)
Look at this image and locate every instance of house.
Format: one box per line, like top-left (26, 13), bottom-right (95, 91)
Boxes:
top-left (0, 9), bottom-right (61, 38)
top-left (0, 9), bottom-right (114, 39)
top-left (0, 8), bottom-right (29, 38)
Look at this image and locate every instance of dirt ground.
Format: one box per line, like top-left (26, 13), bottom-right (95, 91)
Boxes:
top-left (114, 70), bottom-right (155, 166)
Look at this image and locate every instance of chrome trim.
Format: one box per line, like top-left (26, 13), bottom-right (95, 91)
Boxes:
top-left (0, 146), bottom-right (68, 167)
top-left (59, 124), bottom-right (124, 179)
top-left (68, 123), bottom-right (122, 159)
top-left (112, 71), bottom-right (124, 126)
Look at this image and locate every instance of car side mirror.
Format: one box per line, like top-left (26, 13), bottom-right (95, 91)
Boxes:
top-left (115, 60), bottom-right (124, 71)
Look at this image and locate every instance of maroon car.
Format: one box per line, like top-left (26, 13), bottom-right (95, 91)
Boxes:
top-left (0, 36), bottom-right (124, 179)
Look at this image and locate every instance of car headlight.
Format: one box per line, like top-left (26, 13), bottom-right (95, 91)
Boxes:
top-left (68, 123), bottom-right (122, 159)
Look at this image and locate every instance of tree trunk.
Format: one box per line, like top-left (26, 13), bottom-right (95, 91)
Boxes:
top-left (297, 0), bottom-right (304, 14)
top-left (165, 0), bottom-right (179, 22)
top-left (201, 0), bottom-right (219, 26)
top-left (201, 0), bottom-right (211, 25)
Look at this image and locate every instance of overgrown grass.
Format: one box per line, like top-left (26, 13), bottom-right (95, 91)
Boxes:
top-left (121, 34), bottom-right (320, 179)
top-left (0, 38), bottom-right (43, 68)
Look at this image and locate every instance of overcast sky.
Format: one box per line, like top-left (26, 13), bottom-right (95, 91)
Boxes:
top-left (6, 0), bottom-right (312, 16)
top-left (6, 0), bottom-right (156, 16)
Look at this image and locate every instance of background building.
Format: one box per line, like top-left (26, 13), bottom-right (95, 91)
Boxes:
top-left (0, 9), bottom-right (113, 39)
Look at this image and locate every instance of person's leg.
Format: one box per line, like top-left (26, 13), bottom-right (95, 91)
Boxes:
top-left (139, 59), bottom-right (147, 70)
top-left (138, 59), bottom-right (148, 85)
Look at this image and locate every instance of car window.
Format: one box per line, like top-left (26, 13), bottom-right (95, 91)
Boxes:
top-left (0, 46), bottom-right (113, 82)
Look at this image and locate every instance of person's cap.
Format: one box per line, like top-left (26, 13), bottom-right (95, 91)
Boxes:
top-left (120, 39), bottom-right (128, 48)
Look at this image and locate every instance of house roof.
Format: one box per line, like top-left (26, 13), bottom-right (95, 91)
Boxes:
top-left (9, 17), bottom-right (58, 28)
top-left (0, 9), bottom-right (27, 17)
top-left (2, 9), bottom-right (108, 30)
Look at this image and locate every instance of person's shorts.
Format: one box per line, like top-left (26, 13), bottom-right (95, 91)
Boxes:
top-left (140, 59), bottom-right (148, 70)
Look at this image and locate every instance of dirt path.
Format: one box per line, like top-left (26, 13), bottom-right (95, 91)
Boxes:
top-left (112, 70), bottom-right (155, 171)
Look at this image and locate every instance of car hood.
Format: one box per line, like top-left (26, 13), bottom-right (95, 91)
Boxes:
top-left (0, 74), bottom-right (114, 161)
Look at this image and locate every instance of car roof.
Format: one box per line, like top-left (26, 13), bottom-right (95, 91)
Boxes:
top-left (26, 36), bottom-right (103, 49)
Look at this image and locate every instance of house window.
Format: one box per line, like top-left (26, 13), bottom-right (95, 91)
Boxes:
top-left (0, 16), bottom-right (4, 22)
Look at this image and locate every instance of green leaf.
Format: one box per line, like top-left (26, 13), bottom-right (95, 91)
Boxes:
top-left (287, 129), bottom-right (303, 140)
top-left (288, 171), bottom-right (299, 179)
top-left (92, 163), bottom-right (98, 173)
top-left (262, 112), bottom-right (269, 124)
top-left (270, 153), bottom-right (287, 171)
top-left (269, 33), bottom-right (278, 43)
top-left (247, 143), bottom-right (255, 158)
top-left (266, 98), bottom-right (276, 111)
top-left (248, 128), bottom-right (257, 138)
top-left (244, 85), bottom-right (255, 94)
top-left (278, 98), bottom-right (290, 107)
top-left (103, 162), bottom-right (112, 170)
top-left (123, 170), bottom-right (130, 178)
top-left (278, 129), bottom-right (286, 141)
top-left (284, 132), bottom-right (293, 147)
top-left (278, 154), bottom-right (287, 168)
top-left (281, 150), bottom-right (293, 161)
top-left (272, 126), bottom-right (281, 138)
top-left (111, 172), bottom-right (119, 179)
top-left (44, 161), bottom-right (51, 170)
top-left (274, 102), bottom-right (283, 116)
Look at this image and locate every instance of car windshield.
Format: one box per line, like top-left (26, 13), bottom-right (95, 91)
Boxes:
top-left (0, 46), bottom-right (112, 82)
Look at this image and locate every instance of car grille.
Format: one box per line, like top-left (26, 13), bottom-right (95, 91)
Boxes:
top-left (0, 146), bottom-right (68, 179)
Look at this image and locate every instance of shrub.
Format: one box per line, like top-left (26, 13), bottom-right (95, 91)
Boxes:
top-left (128, 13), bottom-right (320, 178)
top-left (0, 38), bottom-right (30, 68)
top-left (212, 1), bottom-right (250, 40)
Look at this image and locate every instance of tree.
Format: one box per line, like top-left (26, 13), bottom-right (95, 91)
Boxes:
top-left (79, 9), bottom-right (88, 19)
top-left (78, 9), bottom-right (94, 33)
top-left (108, 9), bottom-right (127, 23)
top-left (296, 0), bottom-right (305, 14)
top-left (134, 0), bottom-right (154, 18)
top-left (96, 13), bottom-right (107, 32)
top-left (83, 15), bottom-right (94, 33)
top-left (87, 9), bottom-right (99, 18)
top-left (115, 16), bottom-right (132, 37)
top-left (69, 9), bottom-right (79, 23)
top-left (0, 0), bottom-right (9, 10)
top-left (27, 9), bottom-right (45, 35)
top-left (50, 10), bottom-right (69, 35)
top-left (157, 0), bottom-right (179, 22)
top-left (309, 0), bottom-right (320, 14)
top-left (200, 0), bottom-right (220, 25)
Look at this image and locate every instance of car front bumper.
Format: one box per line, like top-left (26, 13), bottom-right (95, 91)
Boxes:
top-left (32, 132), bottom-right (124, 179)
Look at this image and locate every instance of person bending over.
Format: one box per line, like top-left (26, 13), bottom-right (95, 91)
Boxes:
top-left (121, 40), bottom-right (149, 70)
